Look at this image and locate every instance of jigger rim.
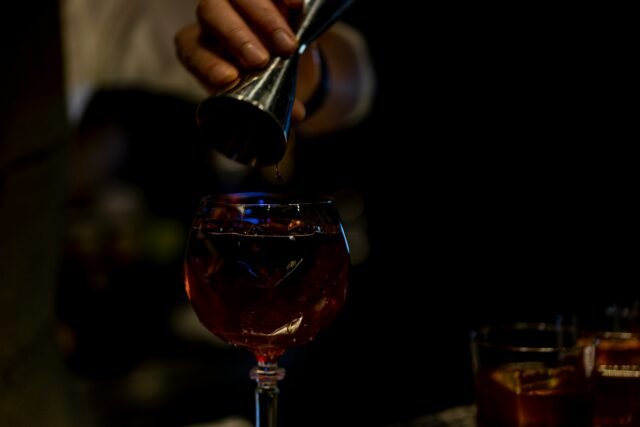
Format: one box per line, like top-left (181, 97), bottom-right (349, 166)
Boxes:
top-left (196, 95), bottom-right (288, 167)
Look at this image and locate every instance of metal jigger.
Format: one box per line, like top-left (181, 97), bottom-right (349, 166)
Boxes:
top-left (196, 0), bottom-right (353, 166)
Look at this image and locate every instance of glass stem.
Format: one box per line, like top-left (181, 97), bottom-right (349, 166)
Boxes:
top-left (251, 362), bottom-right (285, 427)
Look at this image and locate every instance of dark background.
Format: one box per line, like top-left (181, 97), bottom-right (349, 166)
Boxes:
top-left (6, 2), bottom-right (636, 426)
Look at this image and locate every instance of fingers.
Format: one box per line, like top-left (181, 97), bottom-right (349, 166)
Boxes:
top-left (232, 0), bottom-right (298, 54)
top-left (197, 0), bottom-right (299, 70)
top-left (181, 0), bottom-right (306, 122)
top-left (175, 23), bottom-right (239, 92)
top-left (197, 0), bottom-right (270, 68)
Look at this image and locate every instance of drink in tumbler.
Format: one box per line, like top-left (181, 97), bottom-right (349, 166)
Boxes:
top-left (472, 324), bottom-right (594, 427)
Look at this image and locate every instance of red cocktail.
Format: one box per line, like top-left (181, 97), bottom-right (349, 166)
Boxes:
top-left (184, 194), bottom-right (350, 426)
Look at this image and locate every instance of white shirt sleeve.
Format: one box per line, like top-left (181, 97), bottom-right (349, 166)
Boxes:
top-left (61, 0), bottom-right (207, 121)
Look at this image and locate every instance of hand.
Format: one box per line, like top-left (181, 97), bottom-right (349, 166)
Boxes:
top-left (175, 0), bottom-right (310, 121)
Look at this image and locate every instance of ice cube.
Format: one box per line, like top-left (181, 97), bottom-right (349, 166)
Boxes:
top-left (287, 219), bottom-right (319, 235)
top-left (519, 365), bottom-right (578, 394)
top-left (491, 362), bottom-right (546, 394)
top-left (491, 363), bottom-right (580, 395)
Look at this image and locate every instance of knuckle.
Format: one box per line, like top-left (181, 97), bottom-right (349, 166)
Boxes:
top-left (225, 25), bottom-right (245, 40)
top-left (225, 26), bottom-right (254, 51)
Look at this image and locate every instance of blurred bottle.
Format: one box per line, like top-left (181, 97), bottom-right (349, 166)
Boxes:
top-left (580, 302), bottom-right (640, 427)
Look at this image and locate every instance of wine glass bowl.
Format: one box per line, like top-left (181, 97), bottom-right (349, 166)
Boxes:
top-left (184, 193), bottom-right (350, 426)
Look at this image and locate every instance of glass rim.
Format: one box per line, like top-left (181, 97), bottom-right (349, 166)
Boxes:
top-left (472, 322), bottom-right (593, 353)
top-left (198, 192), bottom-right (335, 208)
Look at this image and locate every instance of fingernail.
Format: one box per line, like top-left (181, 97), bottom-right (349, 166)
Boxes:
top-left (209, 63), bottom-right (238, 85)
top-left (241, 43), bottom-right (269, 67)
top-left (273, 29), bottom-right (297, 53)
